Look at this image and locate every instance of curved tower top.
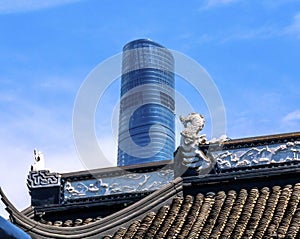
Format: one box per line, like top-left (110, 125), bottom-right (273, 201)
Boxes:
top-left (117, 39), bottom-right (175, 166)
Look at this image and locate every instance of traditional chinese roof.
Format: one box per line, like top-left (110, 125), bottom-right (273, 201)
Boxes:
top-left (103, 184), bottom-right (300, 239)
top-left (1, 132), bottom-right (300, 238)
top-left (0, 178), bottom-right (183, 239)
top-left (2, 175), bottom-right (300, 238)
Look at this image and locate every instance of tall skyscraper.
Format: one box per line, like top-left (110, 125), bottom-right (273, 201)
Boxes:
top-left (117, 39), bottom-right (175, 166)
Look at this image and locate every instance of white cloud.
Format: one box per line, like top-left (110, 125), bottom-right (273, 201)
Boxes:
top-left (37, 76), bottom-right (79, 93)
top-left (220, 26), bottom-right (278, 43)
top-left (0, 0), bottom-right (81, 14)
top-left (282, 110), bottom-right (300, 123)
top-left (220, 12), bottom-right (300, 43)
top-left (262, 0), bottom-right (299, 9)
top-left (284, 13), bottom-right (300, 38)
top-left (0, 73), bottom-right (120, 218)
top-left (202, 0), bottom-right (241, 9)
top-left (0, 141), bottom-right (85, 218)
top-left (280, 110), bottom-right (300, 132)
top-left (0, 93), bottom-right (86, 217)
top-left (0, 91), bottom-right (79, 218)
top-left (0, 143), bottom-right (32, 218)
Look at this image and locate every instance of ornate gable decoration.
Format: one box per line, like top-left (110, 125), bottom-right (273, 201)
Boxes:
top-left (27, 148), bottom-right (61, 189)
top-left (27, 170), bottom-right (61, 189)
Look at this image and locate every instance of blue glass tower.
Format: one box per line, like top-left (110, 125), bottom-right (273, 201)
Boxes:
top-left (117, 39), bottom-right (175, 166)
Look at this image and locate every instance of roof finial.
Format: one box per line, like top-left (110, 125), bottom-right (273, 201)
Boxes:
top-left (31, 148), bottom-right (45, 171)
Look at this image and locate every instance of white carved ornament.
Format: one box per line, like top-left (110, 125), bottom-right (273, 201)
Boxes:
top-left (179, 113), bottom-right (211, 172)
top-left (31, 148), bottom-right (45, 171)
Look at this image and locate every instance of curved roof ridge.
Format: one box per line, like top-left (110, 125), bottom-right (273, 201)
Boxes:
top-left (0, 177), bottom-right (183, 238)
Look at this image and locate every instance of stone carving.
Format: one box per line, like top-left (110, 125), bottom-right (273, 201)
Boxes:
top-left (63, 169), bottom-right (174, 201)
top-left (31, 149), bottom-right (45, 171)
top-left (27, 170), bottom-right (61, 189)
top-left (178, 113), bottom-right (212, 173)
top-left (208, 135), bottom-right (230, 144)
top-left (179, 113), bottom-right (207, 145)
top-left (65, 179), bottom-right (109, 196)
top-left (212, 141), bottom-right (300, 170)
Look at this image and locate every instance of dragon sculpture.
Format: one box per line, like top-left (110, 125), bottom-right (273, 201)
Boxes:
top-left (178, 113), bottom-right (212, 174)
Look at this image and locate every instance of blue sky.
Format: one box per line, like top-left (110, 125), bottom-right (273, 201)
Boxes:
top-left (0, 0), bottom-right (300, 217)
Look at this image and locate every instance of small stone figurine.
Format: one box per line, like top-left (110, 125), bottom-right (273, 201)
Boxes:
top-left (31, 148), bottom-right (45, 171)
top-left (178, 113), bottom-right (211, 174)
top-left (179, 113), bottom-right (207, 145)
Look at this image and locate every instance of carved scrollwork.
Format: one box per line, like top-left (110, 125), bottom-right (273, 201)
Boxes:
top-left (212, 141), bottom-right (300, 170)
top-left (27, 170), bottom-right (61, 189)
top-left (63, 169), bottom-right (174, 201)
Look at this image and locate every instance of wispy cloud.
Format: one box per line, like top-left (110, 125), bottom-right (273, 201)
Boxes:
top-left (0, 90), bottom-right (85, 218)
top-left (0, 0), bottom-right (81, 14)
top-left (262, 0), bottom-right (299, 9)
top-left (36, 75), bottom-right (79, 93)
top-left (211, 12), bottom-right (300, 44)
top-left (284, 13), bottom-right (300, 38)
top-left (0, 139), bottom-right (84, 218)
top-left (0, 143), bottom-right (31, 218)
top-left (282, 110), bottom-right (300, 123)
top-left (220, 25), bottom-right (278, 43)
top-left (280, 110), bottom-right (300, 133)
top-left (223, 12), bottom-right (300, 42)
top-left (201, 0), bottom-right (241, 9)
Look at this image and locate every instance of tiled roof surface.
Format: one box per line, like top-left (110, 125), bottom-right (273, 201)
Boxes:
top-left (39, 216), bottom-right (103, 227)
top-left (102, 183), bottom-right (300, 239)
top-left (2, 177), bottom-right (300, 238)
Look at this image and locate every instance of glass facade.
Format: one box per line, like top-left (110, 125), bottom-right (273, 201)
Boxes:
top-left (117, 39), bottom-right (175, 166)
